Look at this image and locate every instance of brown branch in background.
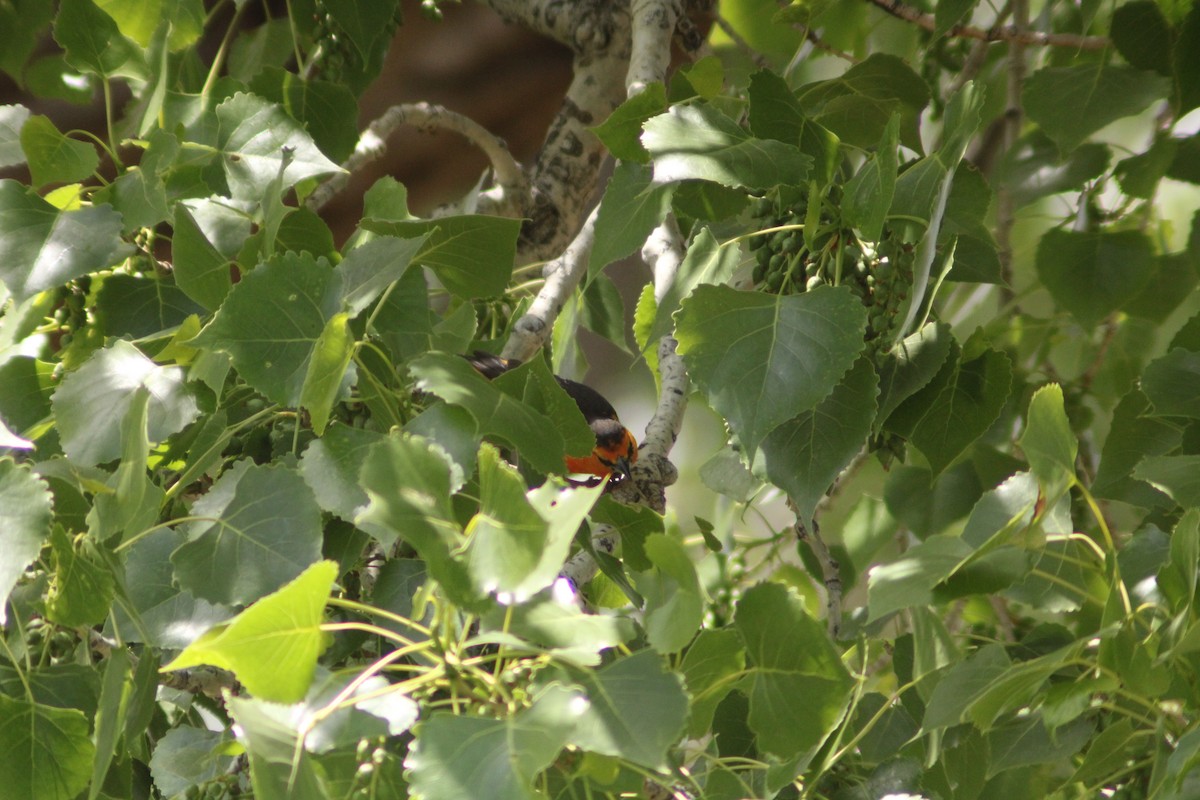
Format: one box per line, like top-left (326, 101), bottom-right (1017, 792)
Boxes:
top-left (949, 1), bottom-right (1013, 93)
top-left (866, 0), bottom-right (1108, 49)
top-left (804, 29), bottom-right (860, 64)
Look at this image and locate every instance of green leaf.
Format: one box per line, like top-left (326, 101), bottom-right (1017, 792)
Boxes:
top-left (867, 534), bottom-right (973, 620)
top-left (478, 590), bottom-right (635, 666)
top-left (1093, 389), bottom-right (1180, 507)
top-left (1123, 253), bottom-right (1199, 321)
top-left (642, 103), bottom-right (812, 189)
top-left (86, 385), bottom-right (163, 544)
top-left (590, 82), bottom-right (666, 163)
top-left (53, 0), bottom-right (145, 79)
top-left (1134, 456), bottom-right (1200, 508)
top-left (46, 525), bottom-right (115, 627)
top-left (1110, 0), bottom-right (1173, 76)
top-left (1115, 136), bottom-right (1177, 199)
top-left (0, 179), bottom-right (134, 304)
top-left (148, 727), bottom-right (236, 799)
top-left (359, 214), bottom-right (519, 299)
top-left (1177, 3), bottom-right (1200, 113)
top-left (1036, 228), bottom-right (1156, 327)
top-left (215, 92), bottom-right (343, 202)
top-left (107, 527), bottom-right (232, 648)
top-left (747, 69), bottom-right (840, 185)
top-left (466, 445), bottom-right (602, 601)
top-left (336, 234), bottom-right (427, 317)
top-left (1018, 384), bottom-right (1078, 498)
top-left (248, 67), bottom-right (360, 163)
top-left (191, 251), bottom-right (342, 406)
top-left (676, 284), bottom-right (868, 459)
top-left (356, 434), bottom-right (475, 603)
top-left (163, 560), bottom-right (337, 703)
top-left (51, 339), bottom-right (199, 467)
top-left (170, 200), bottom-right (246, 311)
top-left (1000, 133), bottom-right (1110, 207)
top-left (884, 344), bottom-right (1013, 477)
top-left (20, 115), bottom-right (98, 187)
top-left (797, 54), bottom-right (930, 151)
top-left (842, 114), bottom-right (899, 241)
top-left (0, 695), bottom-right (94, 800)
top-left (0, 2), bottom-right (55, 84)
top-left (875, 321), bottom-right (955, 429)
top-left (299, 312), bottom-right (354, 435)
top-left (681, 628), bottom-right (745, 738)
top-left (89, 647), bottom-right (132, 800)
top-left (319, 0), bottom-right (398, 61)
top-left (734, 582), bottom-right (853, 759)
top-left (934, 0), bottom-right (977, 37)
top-left (755, 356), bottom-right (879, 523)
top-left (0, 104), bottom-right (30, 168)
top-left (298, 423), bottom-right (386, 523)
top-left (0, 458), bottom-right (53, 625)
top-left (922, 644), bottom-right (1011, 729)
top-left (407, 352), bottom-right (576, 477)
top-left (561, 650), bottom-right (689, 769)
top-left (986, 715), bottom-right (1092, 777)
top-left (1142, 348), bottom-right (1200, 418)
top-left (959, 471), bottom-right (1040, 549)
top-left (93, 273), bottom-right (205, 339)
top-left (637, 533), bottom-right (704, 655)
top-left (588, 161), bottom-right (675, 278)
top-left (1022, 64), bottom-right (1171, 153)
top-left (406, 685), bottom-right (574, 800)
top-left (171, 461), bottom-right (324, 605)
top-left (226, 694), bottom-right (329, 799)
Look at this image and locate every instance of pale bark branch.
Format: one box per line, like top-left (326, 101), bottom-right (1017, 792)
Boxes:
top-left (306, 102), bottom-right (529, 216)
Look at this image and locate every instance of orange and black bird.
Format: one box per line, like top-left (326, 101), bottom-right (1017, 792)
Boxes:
top-left (464, 351), bottom-right (638, 482)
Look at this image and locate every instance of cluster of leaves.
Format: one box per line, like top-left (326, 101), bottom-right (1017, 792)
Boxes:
top-left (2, 0), bottom-right (1200, 799)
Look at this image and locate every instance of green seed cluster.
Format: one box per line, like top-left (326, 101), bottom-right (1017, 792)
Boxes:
top-left (310, 2), bottom-right (402, 83)
top-left (747, 189), bottom-right (915, 353)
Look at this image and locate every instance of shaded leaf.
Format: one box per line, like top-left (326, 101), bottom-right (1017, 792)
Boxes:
top-left (1023, 64), bottom-right (1171, 152)
top-left (171, 461), bottom-right (324, 606)
top-left (734, 582), bottom-right (853, 759)
top-left (642, 103), bottom-right (811, 189)
top-left (0, 695), bottom-right (94, 800)
top-left (676, 284), bottom-right (868, 458)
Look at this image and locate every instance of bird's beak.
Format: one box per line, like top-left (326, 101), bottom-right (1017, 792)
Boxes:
top-left (613, 456), bottom-right (634, 482)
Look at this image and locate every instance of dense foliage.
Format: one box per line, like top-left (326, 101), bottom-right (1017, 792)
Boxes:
top-left (2, 0), bottom-right (1200, 798)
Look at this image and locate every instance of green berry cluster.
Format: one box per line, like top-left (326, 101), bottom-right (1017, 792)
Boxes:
top-left (310, 1), bottom-right (402, 84)
top-left (747, 188), bottom-right (915, 354)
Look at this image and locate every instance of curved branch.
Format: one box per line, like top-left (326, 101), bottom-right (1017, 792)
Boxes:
top-left (866, 0), bottom-right (1109, 49)
top-left (306, 102), bottom-right (529, 215)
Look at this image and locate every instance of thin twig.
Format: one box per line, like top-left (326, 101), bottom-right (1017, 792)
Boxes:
top-left (866, 0), bottom-right (1108, 49)
top-left (714, 14), bottom-right (770, 68)
top-left (796, 516), bottom-right (843, 638)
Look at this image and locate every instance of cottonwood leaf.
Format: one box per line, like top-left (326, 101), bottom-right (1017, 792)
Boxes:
top-left (734, 582), bottom-right (853, 759)
top-left (0, 179), bottom-right (133, 303)
top-left (163, 560), bottom-right (337, 703)
top-left (171, 461), bottom-right (324, 606)
top-left (676, 284), bottom-right (867, 459)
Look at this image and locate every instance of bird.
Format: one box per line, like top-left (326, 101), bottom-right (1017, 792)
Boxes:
top-left (463, 351), bottom-right (638, 482)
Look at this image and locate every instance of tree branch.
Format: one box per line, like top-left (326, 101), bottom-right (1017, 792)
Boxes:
top-left (306, 102), bottom-right (529, 216)
top-left (865, 0), bottom-right (1108, 49)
